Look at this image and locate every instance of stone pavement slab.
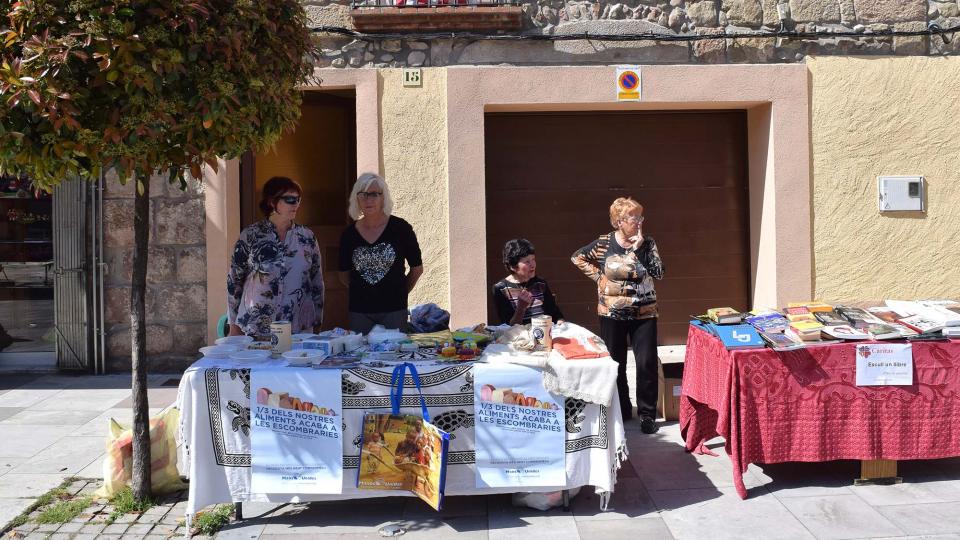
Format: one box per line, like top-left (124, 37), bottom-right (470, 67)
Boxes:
top-left (575, 516), bottom-right (674, 539)
top-left (0, 473), bottom-right (66, 498)
top-left (0, 424), bottom-right (74, 458)
top-left (9, 435), bottom-right (104, 474)
top-left (1, 409), bottom-right (103, 426)
top-left (0, 458), bottom-right (25, 478)
top-left (259, 499), bottom-right (407, 535)
top-left (851, 478), bottom-right (960, 506)
top-left (570, 477), bottom-right (659, 521)
top-left (0, 407), bottom-right (23, 421)
top-left (487, 497), bottom-right (580, 540)
top-left (876, 502), bottom-right (960, 536)
top-left (649, 487), bottom-right (815, 540)
top-left (778, 494), bottom-right (905, 539)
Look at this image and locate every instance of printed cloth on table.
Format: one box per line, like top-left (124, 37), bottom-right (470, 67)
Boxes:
top-left (680, 324), bottom-right (960, 499)
top-left (176, 360), bottom-right (626, 516)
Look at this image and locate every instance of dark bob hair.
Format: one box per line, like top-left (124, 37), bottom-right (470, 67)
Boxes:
top-left (258, 176), bottom-right (303, 216)
top-left (502, 238), bottom-right (535, 273)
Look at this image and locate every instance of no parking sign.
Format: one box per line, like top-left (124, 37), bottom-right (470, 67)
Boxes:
top-left (616, 67), bottom-right (641, 102)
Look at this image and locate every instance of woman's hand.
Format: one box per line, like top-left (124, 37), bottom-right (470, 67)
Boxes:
top-left (508, 289), bottom-right (534, 325)
top-left (228, 324), bottom-right (244, 337)
top-left (516, 289), bottom-right (534, 310)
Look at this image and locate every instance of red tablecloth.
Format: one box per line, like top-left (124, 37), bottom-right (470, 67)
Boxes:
top-left (680, 325), bottom-right (960, 499)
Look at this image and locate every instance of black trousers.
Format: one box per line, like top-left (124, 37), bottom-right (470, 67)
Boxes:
top-left (598, 316), bottom-right (659, 420)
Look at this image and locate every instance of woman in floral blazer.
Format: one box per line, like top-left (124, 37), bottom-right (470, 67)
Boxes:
top-left (227, 176), bottom-right (324, 337)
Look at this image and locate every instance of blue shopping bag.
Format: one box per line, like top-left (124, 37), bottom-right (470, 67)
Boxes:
top-left (357, 362), bottom-right (450, 510)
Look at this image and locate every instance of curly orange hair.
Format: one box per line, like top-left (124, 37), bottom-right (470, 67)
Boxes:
top-left (609, 197), bottom-right (644, 228)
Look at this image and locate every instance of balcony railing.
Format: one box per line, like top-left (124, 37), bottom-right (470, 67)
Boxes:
top-left (350, 0), bottom-right (524, 33)
top-left (351, 0), bottom-right (518, 8)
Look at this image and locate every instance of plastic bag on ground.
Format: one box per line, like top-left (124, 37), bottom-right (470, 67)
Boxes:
top-left (96, 407), bottom-right (188, 498)
top-left (511, 487), bottom-right (581, 511)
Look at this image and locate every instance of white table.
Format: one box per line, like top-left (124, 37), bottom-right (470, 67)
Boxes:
top-left (177, 355), bottom-right (626, 517)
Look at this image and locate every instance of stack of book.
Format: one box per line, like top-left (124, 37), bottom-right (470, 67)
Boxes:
top-left (706, 307), bottom-right (745, 325)
top-left (694, 299), bottom-right (960, 351)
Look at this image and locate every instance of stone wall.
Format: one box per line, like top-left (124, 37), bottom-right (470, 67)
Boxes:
top-left (102, 172), bottom-right (207, 373)
top-left (306, 0), bottom-right (958, 66)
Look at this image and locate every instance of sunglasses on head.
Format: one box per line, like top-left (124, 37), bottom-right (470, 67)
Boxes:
top-left (278, 195), bottom-right (301, 205)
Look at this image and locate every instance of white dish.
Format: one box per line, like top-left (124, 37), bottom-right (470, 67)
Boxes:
top-left (230, 349), bottom-right (272, 361)
top-left (282, 349), bottom-right (327, 366)
top-left (292, 333), bottom-right (316, 341)
top-left (199, 345), bottom-right (238, 359)
top-left (216, 335), bottom-right (254, 347)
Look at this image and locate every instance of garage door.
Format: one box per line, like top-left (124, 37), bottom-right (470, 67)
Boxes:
top-left (484, 111), bottom-right (750, 345)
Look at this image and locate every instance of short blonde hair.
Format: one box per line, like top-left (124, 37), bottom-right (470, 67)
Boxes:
top-left (348, 172), bottom-right (394, 220)
top-left (609, 197), bottom-right (644, 228)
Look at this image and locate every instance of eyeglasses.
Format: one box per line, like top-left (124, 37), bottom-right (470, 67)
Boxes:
top-left (278, 195), bottom-right (301, 205)
top-left (357, 191), bottom-right (383, 200)
top-left (621, 215), bottom-right (644, 224)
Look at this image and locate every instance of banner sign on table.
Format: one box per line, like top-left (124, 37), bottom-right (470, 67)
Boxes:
top-left (250, 368), bottom-right (343, 494)
top-left (473, 363), bottom-right (565, 488)
top-left (855, 343), bottom-right (913, 386)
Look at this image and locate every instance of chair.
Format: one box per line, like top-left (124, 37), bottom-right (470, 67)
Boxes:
top-left (217, 314), bottom-right (230, 338)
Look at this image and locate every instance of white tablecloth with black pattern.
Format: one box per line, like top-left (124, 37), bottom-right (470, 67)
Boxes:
top-left (177, 358), bottom-right (627, 516)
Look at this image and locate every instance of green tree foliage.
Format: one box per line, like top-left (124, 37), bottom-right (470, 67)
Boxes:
top-left (0, 0), bottom-right (317, 189)
top-left (0, 0), bottom-right (317, 501)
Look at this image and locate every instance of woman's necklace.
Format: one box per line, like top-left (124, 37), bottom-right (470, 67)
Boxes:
top-left (614, 231), bottom-right (631, 249)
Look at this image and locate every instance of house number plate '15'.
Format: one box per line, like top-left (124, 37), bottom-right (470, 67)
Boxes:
top-left (403, 68), bottom-right (422, 87)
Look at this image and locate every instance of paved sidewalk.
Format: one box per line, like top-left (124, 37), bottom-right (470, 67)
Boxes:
top-left (0, 372), bottom-right (180, 529)
top-left (2, 371), bottom-right (960, 539)
top-left (7, 478), bottom-right (189, 540)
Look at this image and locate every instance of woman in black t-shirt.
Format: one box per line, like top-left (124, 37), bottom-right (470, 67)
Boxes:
top-left (492, 238), bottom-right (564, 326)
top-left (338, 173), bottom-right (423, 334)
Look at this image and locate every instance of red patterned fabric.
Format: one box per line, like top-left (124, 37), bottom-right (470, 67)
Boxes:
top-left (680, 325), bottom-right (960, 499)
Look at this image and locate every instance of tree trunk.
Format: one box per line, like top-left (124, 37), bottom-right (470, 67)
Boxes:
top-left (130, 173), bottom-right (152, 501)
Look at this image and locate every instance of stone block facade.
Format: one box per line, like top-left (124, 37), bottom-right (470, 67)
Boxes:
top-left (101, 171), bottom-right (206, 372)
top-left (307, 0), bottom-right (956, 66)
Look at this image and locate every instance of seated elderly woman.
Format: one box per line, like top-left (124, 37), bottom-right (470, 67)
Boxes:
top-left (491, 238), bottom-right (565, 326)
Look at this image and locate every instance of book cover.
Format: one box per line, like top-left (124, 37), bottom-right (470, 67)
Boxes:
top-left (707, 307), bottom-right (743, 325)
top-left (760, 331), bottom-right (805, 351)
top-left (745, 313), bottom-right (789, 333)
top-left (865, 323), bottom-right (902, 340)
top-left (806, 302), bottom-right (834, 313)
top-left (713, 324), bottom-right (765, 349)
top-left (821, 324), bottom-right (871, 340)
top-left (785, 327), bottom-right (815, 343)
top-left (790, 320), bottom-right (824, 331)
top-left (898, 314), bottom-right (944, 334)
top-left (836, 307), bottom-right (883, 329)
top-left (788, 320), bottom-right (824, 341)
top-left (866, 307), bottom-right (908, 324)
top-left (814, 310), bottom-right (849, 326)
top-left (787, 301), bottom-right (833, 313)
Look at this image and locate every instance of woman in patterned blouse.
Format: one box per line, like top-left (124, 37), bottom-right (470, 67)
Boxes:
top-left (227, 176), bottom-right (324, 337)
top-left (571, 197), bottom-right (664, 433)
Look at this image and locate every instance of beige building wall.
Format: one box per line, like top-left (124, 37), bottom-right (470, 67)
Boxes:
top-left (809, 56), bottom-right (960, 302)
top-left (203, 58), bottom-right (960, 341)
top-left (377, 68), bottom-right (451, 310)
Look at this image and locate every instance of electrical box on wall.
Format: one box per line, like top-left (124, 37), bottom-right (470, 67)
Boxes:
top-left (878, 176), bottom-right (925, 212)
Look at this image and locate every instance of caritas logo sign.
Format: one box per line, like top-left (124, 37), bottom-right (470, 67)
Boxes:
top-left (857, 345), bottom-right (871, 359)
